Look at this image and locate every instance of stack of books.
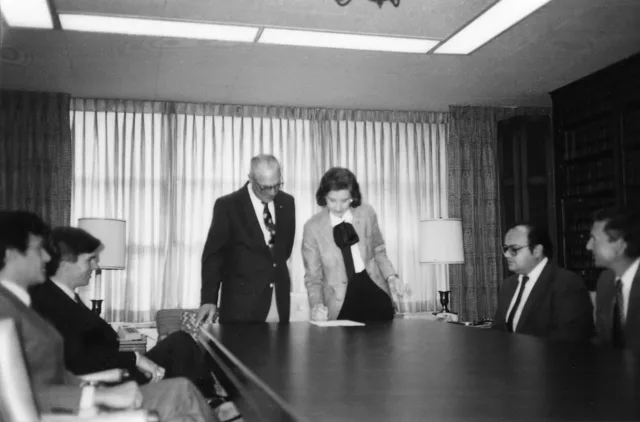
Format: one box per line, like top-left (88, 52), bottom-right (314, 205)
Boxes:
top-left (117, 326), bottom-right (147, 354)
top-left (119, 337), bottom-right (147, 354)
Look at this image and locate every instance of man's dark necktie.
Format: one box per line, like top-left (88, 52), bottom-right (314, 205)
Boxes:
top-left (506, 276), bottom-right (529, 333)
top-left (74, 293), bottom-right (87, 309)
top-left (262, 202), bottom-right (276, 249)
top-left (612, 278), bottom-right (626, 349)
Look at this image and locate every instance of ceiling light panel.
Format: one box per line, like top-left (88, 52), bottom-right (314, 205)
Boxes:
top-left (0, 0), bottom-right (53, 29)
top-left (259, 28), bottom-right (439, 54)
top-left (59, 14), bottom-right (259, 42)
top-left (434, 0), bottom-right (553, 55)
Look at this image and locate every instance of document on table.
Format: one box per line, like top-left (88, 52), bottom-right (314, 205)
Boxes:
top-left (310, 320), bottom-right (365, 327)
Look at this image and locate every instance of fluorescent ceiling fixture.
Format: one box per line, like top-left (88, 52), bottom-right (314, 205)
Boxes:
top-left (434, 0), bottom-right (553, 54)
top-left (258, 28), bottom-right (438, 54)
top-left (59, 14), bottom-right (259, 42)
top-left (0, 0), bottom-right (53, 29)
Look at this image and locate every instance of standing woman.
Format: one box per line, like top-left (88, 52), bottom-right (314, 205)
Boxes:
top-left (302, 167), bottom-right (408, 322)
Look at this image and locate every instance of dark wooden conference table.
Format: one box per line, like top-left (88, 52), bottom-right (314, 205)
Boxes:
top-left (202, 320), bottom-right (640, 421)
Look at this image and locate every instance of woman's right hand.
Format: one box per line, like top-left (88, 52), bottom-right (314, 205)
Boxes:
top-left (311, 304), bottom-right (329, 321)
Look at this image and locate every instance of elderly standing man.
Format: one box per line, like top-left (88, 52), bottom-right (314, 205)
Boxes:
top-left (197, 154), bottom-right (296, 324)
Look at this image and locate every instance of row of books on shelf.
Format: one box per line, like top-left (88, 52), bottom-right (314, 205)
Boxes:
top-left (562, 180), bottom-right (616, 197)
top-left (622, 111), bottom-right (640, 147)
top-left (563, 196), bottom-right (616, 210)
top-left (563, 157), bottom-right (614, 181)
top-left (624, 151), bottom-right (640, 185)
top-left (562, 197), bottom-right (617, 236)
top-left (624, 137), bottom-right (640, 149)
top-left (557, 99), bottom-right (615, 127)
top-left (563, 253), bottom-right (596, 270)
top-left (562, 127), bottom-right (613, 161)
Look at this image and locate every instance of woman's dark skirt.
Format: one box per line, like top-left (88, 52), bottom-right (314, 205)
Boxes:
top-left (337, 270), bottom-right (394, 322)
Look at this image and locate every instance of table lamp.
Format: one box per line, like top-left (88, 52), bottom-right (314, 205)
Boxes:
top-left (77, 218), bottom-right (126, 316)
top-left (420, 218), bottom-right (464, 315)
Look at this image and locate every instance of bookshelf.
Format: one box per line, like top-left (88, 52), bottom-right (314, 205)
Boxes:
top-left (551, 53), bottom-right (640, 290)
top-left (498, 115), bottom-right (555, 275)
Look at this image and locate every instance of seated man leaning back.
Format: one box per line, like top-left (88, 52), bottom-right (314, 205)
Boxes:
top-left (29, 226), bottom-right (216, 398)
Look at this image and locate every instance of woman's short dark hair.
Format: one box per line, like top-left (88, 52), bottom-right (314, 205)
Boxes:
top-left (46, 227), bottom-right (102, 276)
top-left (315, 167), bottom-right (362, 208)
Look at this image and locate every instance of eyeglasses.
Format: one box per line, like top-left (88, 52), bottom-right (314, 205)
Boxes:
top-left (502, 244), bottom-right (530, 257)
top-left (254, 181), bottom-right (284, 193)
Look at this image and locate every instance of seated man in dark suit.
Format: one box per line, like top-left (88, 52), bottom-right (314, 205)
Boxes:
top-left (587, 207), bottom-right (640, 351)
top-left (30, 226), bottom-right (216, 397)
top-left (0, 210), bottom-right (215, 421)
top-left (492, 223), bottom-right (593, 342)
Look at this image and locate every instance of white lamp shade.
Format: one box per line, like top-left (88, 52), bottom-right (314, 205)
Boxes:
top-left (420, 219), bottom-right (464, 264)
top-left (77, 218), bottom-right (126, 269)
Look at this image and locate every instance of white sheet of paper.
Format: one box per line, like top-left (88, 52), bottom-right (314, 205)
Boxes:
top-left (310, 320), bottom-right (365, 327)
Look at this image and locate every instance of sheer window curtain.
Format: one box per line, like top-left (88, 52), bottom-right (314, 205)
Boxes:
top-left (70, 99), bottom-right (448, 322)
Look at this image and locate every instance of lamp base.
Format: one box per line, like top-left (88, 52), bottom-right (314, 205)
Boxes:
top-left (432, 290), bottom-right (452, 315)
top-left (91, 300), bottom-right (103, 316)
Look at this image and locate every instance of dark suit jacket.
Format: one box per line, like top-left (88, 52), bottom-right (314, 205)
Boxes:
top-left (595, 264), bottom-right (640, 351)
top-left (30, 279), bottom-right (137, 375)
top-left (0, 283), bottom-right (85, 413)
top-left (491, 261), bottom-right (594, 342)
top-left (201, 184), bottom-right (296, 323)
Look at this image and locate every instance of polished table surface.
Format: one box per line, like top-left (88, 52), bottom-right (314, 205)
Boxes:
top-left (207, 320), bottom-right (640, 421)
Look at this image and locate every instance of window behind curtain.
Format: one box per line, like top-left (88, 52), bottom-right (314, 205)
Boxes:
top-left (71, 99), bottom-right (448, 322)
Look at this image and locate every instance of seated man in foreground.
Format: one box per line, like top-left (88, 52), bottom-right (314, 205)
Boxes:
top-left (587, 207), bottom-right (640, 351)
top-left (30, 226), bottom-right (215, 397)
top-left (492, 223), bottom-right (593, 342)
top-left (0, 210), bottom-right (216, 421)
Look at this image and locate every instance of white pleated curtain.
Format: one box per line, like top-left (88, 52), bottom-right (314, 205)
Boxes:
top-left (70, 100), bottom-right (449, 322)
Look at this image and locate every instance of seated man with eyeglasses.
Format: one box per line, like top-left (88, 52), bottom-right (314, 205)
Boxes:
top-left (491, 223), bottom-right (593, 342)
top-left (197, 154), bottom-right (296, 324)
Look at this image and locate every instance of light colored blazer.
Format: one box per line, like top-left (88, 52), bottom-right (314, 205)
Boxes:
top-left (302, 203), bottom-right (397, 320)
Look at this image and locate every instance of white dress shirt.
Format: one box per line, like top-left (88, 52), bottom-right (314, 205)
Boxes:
top-left (247, 184), bottom-right (278, 321)
top-left (618, 257), bottom-right (640, 321)
top-left (0, 279), bottom-right (95, 410)
top-left (50, 277), bottom-right (79, 301)
top-left (247, 184), bottom-right (276, 246)
top-left (506, 257), bottom-right (549, 332)
top-left (0, 279), bottom-right (31, 306)
top-left (330, 210), bottom-right (366, 273)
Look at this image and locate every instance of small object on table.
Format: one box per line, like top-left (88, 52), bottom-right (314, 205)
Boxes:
top-left (435, 312), bottom-right (459, 323)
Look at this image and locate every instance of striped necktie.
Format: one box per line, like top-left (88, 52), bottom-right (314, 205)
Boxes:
top-left (612, 278), bottom-right (625, 348)
top-left (262, 201), bottom-right (276, 248)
